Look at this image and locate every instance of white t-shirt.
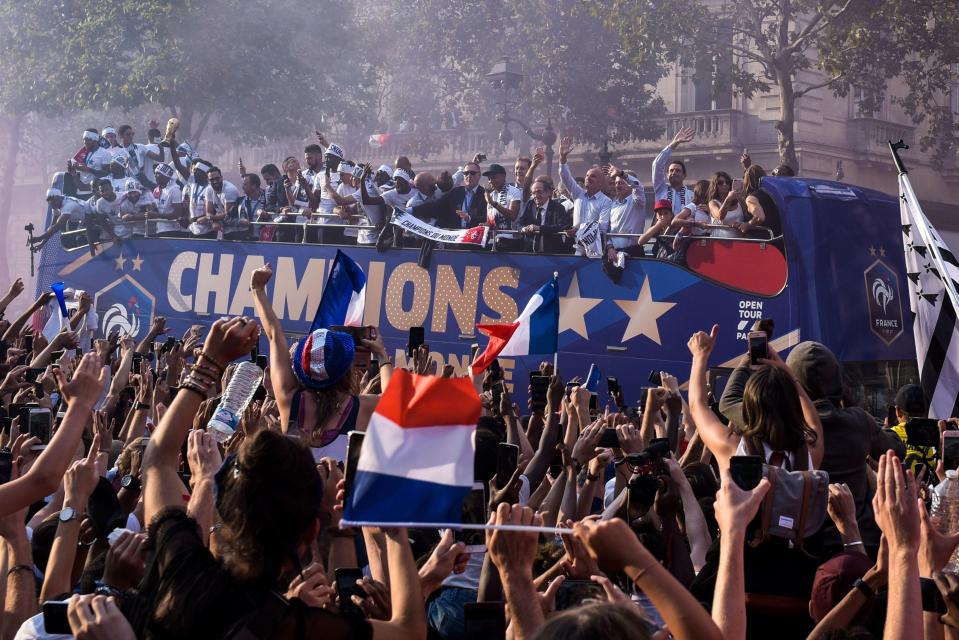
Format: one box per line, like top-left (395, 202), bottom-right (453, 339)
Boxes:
top-left (189, 181), bottom-right (239, 235)
top-left (116, 192), bottom-right (155, 237)
top-left (140, 143), bottom-right (161, 182)
top-left (185, 181), bottom-right (210, 234)
top-left (154, 182), bottom-right (183, 234)
top-left (118, 143), bottom-right (146, 178)
top-left (486, 184), bottom-right (522, 229)
top-left (335, 182), bottom-right (360, 236)
top-left (95, 195), bottom-right (123, 237)
top-left (78, 147), bottom-right (112, 186)
top-left (314, 171), bottom-right (342, 215)
top-left (57, 196), bottom-right (91, 221)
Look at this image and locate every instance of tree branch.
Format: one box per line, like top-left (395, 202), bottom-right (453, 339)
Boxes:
top-left (793, 73), bottom-right (844, 98)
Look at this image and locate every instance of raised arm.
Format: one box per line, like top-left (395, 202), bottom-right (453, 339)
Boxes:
top-left (575, 518), bottom-right (723, 640)
top-left (652, 127), bottom-right (694, 194)
top-left (558, 137), bottom-right (585, 201)
top-left (142, 318), bottom-right (257, 525)
top-left (522, 148), bottom-right (544, 203)
top-left (687, 326), bottom-right (739, 471)
top-left (249, 264), bottom-right (300, 419)
top-left (1, 291), bottom-right (55, 343)
top-left (368, 527), bottom-right (428, 640)
top-left (0, 278), bottom-right (24, 319)
top-left (522, 375), bottom-right (565, 491)
top-left (0, 354), bottom-right (106, 516)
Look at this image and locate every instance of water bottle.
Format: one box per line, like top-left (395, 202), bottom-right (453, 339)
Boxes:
top-left (207, 361), bottom-right (263, 443)
top-left (934, 470), bottom-right (959, 573)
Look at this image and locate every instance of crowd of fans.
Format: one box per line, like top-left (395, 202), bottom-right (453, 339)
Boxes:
top-left (0, 263), bottom-right (957, 640)
top-left (30, 122), bottom-right (791, 260)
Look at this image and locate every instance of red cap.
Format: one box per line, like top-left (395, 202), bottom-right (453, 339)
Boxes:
top-left (808, 551), bottom-right (873, 621)
top-left (654, 199), bottom-right (673, 211)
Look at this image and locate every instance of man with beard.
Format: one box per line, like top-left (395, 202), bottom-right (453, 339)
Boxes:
top-left (152, 164), bottom-right (187, 238)
top-left (652, 126), bottom-right (695, 214)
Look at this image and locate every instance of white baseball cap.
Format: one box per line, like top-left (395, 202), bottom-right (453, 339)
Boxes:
top-left (124, 179), bottom-right (142, 193)
top-left (392, 168), bottom-right (413, 184)
top-left (154, 163), bottom-right (175, 179)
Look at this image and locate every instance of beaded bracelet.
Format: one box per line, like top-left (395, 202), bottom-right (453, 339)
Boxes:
top-left (198, 351), bottom-right (226, 372)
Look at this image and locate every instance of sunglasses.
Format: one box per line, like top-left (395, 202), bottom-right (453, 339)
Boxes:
top-left (463, 171), bottom-right (478, 176)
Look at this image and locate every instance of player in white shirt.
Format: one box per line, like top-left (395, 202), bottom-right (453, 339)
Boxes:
top-left (31, 188), bottom-right (93, 251)
top-left (652, 126), bottom-right (696, 214)
top-left (152, 164), bottom-right (186, 237)
top-left (197, 166), bottom-right (239, 239)
top-left (185, 159), bottom-right (214, 237)
top-left (69, 129), bottom-right (112, 193)
top-left (116, 179), bottom-right (156, 238)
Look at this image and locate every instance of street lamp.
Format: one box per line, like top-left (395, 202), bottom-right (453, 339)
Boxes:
top-left (486, 56), bottom-right (558, 179)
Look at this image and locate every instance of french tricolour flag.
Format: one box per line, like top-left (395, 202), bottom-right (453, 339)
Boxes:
top-left (472, 275), bottom-right (559, 373)
top-left (311, 250), bottom-right (366, 331)
top-left (341, 370), bottom-right (481, 526)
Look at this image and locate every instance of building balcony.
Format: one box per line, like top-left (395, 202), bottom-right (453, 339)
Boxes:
top-left (847, 117), bottom-right (915, 159)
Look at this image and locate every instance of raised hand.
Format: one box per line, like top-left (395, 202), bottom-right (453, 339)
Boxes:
top-left (826, 483), bottom-right (861, 545)
top-left (872, 451), bottom-right (920, 553)
top-left (67, 595), bottom-right (137, 640)
top-left (487, 503), bottom-right (542, 574)
top-left (532, 147), bottom-right (545, 165)
top-left (54, 353), bottom-right (108, 409)
top-left (101, 531), bottom-right (148, 591)
top-left (687, 325), bottom-right (719, 359)
top-left (670, 127), bottom-right (695, 149)
top-left (714, 468), bottom-right (771, 537)
top-left (187, 429), bottom-right (222, 481)
top-left (250, 263), bottom-right (273, 290)
top-left (559, 136), bottom-right (576, 161)
top-left (202, 317), bottom-right (260, 365)
top-left (287, 561), bottom-right (333, 608)
top-left (571, 421), bottom-right (604, 466)
top-left (5, 278), bottom-right (24, 300)
top-left (419, 529), bottom-right (469, 595)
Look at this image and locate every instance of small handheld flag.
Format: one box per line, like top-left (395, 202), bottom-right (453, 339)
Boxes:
top-left (51, 282), bottom-right (68, 330)
top-left (584, 363), bottom-right (601, 393)
top-left (342, 370), bottom-right (481, 526)
top-left (473, 275), bottom-right (559, 373)
top-left (311, 250), bottom-right (367, 331)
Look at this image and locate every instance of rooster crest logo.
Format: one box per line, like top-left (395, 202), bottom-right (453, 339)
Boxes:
top-left (872, 277), bottom-right (894, 314)
top-left (94, 275), bottom-right (154, 339)
top-left (101, 296), bottom-right (141, 337)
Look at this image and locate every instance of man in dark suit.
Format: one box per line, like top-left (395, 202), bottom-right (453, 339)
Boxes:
top-left (516, 177), bottom-right (573, 253)
top-left (411, 161), bottom-right (485, 229)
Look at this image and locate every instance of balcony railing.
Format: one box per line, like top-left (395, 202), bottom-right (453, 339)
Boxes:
top-left (848, 117), bottom-right (915, 157)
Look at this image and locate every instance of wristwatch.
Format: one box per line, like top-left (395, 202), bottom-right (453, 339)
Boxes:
top-left (852, 578), bottom-right (875, 600)
top-left (121, 474), bottom-right (141, 492)
top-left (59, 506), bottom-right (84, 523)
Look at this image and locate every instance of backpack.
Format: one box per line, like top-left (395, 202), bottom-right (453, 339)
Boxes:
top-left (743, 438), bottom-right (830, 551)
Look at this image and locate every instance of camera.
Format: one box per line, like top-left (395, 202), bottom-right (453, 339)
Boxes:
top-left (24, 223), bottom-right (34, 233)
top-left (625, 438), bottom-right (671, 469)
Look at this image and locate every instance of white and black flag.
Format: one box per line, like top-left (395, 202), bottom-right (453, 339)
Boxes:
top-left (899, 173), bottom-right (959, 419)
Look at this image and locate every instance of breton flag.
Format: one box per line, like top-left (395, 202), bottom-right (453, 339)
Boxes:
top-left (472, 275), bottom-right (559, 372)
top-left (341, 370), bottom-right (481, 526)
top-left (898, 171), bottom-right (959, 419)
top-left (311, 250), bottom-right (367, 331)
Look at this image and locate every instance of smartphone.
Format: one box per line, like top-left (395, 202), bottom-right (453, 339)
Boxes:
top-left (729, 455), bottom-right (764, 491)
top-left (555, 579), bottom-right (605, 610)
top-left (747, 331), bottom-right (768, 368)
top-left (588, 393), bottom-right (597, 416)
top-left (87, 477), bottom-right (125, 539)
top-left (470, 343), bottom-right (480, 361)
top-left (50, 349), bottom-right (65, 362)
top-left (943, 432), bottom-right (959, 473)
top-left (495, 443), bottom-right (519, 489)
top-left (488, 359), bottom-right (503, 384)
top-left (0, 341), bottom-right (7, 362)
top-left (647, 370), bottom-right (662, 386)
top-left (132, 352), bottom-right (143, 368)
top-left (162, 336), bottom-right (177, 353)
top-left (0, 451), bottom-right (12, 485)
top-left (335, 568), bottom-right (366, 618)
top-left (407, 326), bottom-right (425, 358)
top-left (464, 602), bottom-right (506, 640)
top-left (26, 408), bottom-right (51, 444)
top-left (598, 428), bottom-right (619, 448)
top-left (455, 483), bottom-right (487, 553)
top-left (607, 376), bottom-right (621, 398)
top-left (23, 335), bottom-right (34, 353)
top-left (529, 375), bottom-right (549, 412)
top-left (907, 418), bottom-right (941, 448)
top-left (344, 431), bottom-right (366, 500)
top-left (490, 380), bottom-right (504, 412)
top-left (75, 346), bottom-right (83, 359)
top-left (886, 404), bottom-right (899, 426)
top-left (25, 367), bottom-right (45, 384)
top-left (331, 325), bottom-right (374, 348)
top-left (42, 600), bottom-right (71, 634)
top-left (638, 387), bottom-right (651, 413)
top-left (565, 382), bottom-right (576, 401)
top-left (732, 178), bottom-right (744, 193)
top-left (256, 354), bottom-right (268, 370)
top-left (252, 385), bottom-right (266, 403)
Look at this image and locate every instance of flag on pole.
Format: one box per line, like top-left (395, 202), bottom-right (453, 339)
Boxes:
top-left (898, 172), bottom-right (959, 419)
top-left (311, 250), bottom-right (367, 331)
top-left (472, 275), bottom-right (559, 373)
top-left (341, 369), bottom-right (481, 526)
top-left (583, 363), bottom-right (601, 393)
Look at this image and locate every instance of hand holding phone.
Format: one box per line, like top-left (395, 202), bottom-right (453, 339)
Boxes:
top-left (729, 455), bottom-right (764, 491)
top-left (747, 331), bottom-right (768, 368)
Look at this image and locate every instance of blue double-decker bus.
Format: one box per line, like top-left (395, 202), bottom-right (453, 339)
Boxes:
top-left (34, 175), bottom-right (916, 415)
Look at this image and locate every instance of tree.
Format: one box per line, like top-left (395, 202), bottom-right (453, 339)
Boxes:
top-left (360, 0), bottom-right (684, 156)
top-left (597, 0), bottom-right (959, 171)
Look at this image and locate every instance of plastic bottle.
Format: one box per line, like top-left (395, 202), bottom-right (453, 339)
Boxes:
top-left (207, 361), bottom-right (263, 443)
top-left (934, 470), bottom-right (959, 573)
